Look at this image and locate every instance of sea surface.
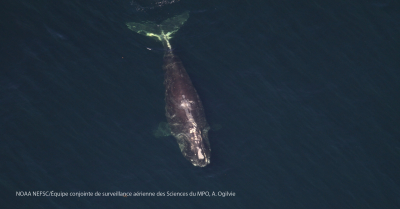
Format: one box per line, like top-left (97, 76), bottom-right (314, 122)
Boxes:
top-left (1, 0), bottom-right (399, 208)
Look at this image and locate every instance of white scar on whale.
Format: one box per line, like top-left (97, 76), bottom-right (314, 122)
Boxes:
top-left (180, 95), bottom-right (204, 160)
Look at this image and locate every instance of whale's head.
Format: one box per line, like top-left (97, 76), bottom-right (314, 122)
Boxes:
top-left (176, 126), bottom-right (211, 167)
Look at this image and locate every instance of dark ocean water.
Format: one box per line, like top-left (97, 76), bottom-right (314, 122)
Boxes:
top-left (1, 0), bottom-right (400, 208)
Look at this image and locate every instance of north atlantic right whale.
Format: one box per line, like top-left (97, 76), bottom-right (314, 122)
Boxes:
top-left (126, 11), bottom-right (211, 167)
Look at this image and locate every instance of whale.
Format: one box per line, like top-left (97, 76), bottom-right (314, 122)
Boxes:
top-left (127, 11), bottom-right (211, 167)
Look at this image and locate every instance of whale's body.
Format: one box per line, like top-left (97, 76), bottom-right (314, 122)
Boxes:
top-left (127, 12), bottom-right (211, 167)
